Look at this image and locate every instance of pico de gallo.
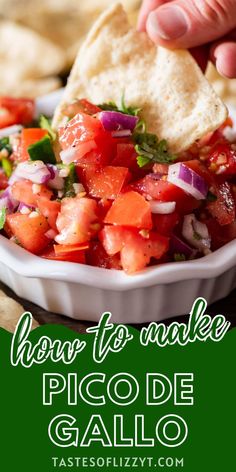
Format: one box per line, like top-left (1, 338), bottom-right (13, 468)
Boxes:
top-left (0, 96), bottom-right (236, 274)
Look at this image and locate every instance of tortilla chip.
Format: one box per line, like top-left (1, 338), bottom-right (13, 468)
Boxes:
top-left (0, 0), bottom-right (141, 66)
top-left (0, 290), bottom-right (39, 333)
top-left (0, 77), bottom-right (62, 99)
top-left (0, 20), bottom-right (66, 80)
top-left (52, 3), bottom-right (227, 153)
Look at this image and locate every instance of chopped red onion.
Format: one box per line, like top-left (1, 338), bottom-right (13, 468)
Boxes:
top-left (168, 163), bottom-right (208, 200)
top-left (18, 202), bottom-right (35, 212)
top-left (0, 187), bottom-right (19, 213)
top-left (0, 124), bottom-right (23, 138)
top-left (0, 196), bottom-right (11, 212)
top-left (45, 229), bottom-right (57, 240)
top-left (47, 164), bottom-right (64, 190)
top-left (182, 214), bottom-right (211, 254)
top-left (47, 164), bottom-right (56, 180)
top-left (99, 111), bottom-right (138, 132)
top-left (18, 203), bottom-right (34, 214)
top-left (111, 129), bottom-right (132, 138)
top-left (149, 201), bottom-right (176, 214)
top-left (8, 172), bottom-right (24, 186)
top-left (14, 161), bottom-right (51, 184)
top-left (170, 234), bottom-right (197, 259)
top-left (60, 141), bottom-right (96, 164)
top-left (60, 147), bottom-right (78, 165)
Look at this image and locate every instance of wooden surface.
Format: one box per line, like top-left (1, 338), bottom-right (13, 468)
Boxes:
top-left (0, 281), bottom-right (235, 332)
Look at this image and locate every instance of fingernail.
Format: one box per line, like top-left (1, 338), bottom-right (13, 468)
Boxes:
top-left (147, 6), bottom-right (188, 40)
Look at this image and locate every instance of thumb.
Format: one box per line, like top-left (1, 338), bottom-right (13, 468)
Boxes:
top-left (146, 0), bottom-right (236, 48)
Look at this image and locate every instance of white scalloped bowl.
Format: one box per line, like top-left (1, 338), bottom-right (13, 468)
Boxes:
top-left (0, 91), bottom-right (236, 323)
top-left (1, 234), bottom-right (236, 322)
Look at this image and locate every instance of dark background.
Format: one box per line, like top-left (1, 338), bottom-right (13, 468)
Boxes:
top-left (1, 281), bottom-right (235, 331)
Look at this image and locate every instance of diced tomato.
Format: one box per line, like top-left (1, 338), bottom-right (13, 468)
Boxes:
top-left (55, 196), bottom-right (99, 245)
top-left (97, 199), bottom-right (113, 221)
top-left (0, 169), bottom-right (9, 190)
top-left (76, 99), bottom-right (101, 115)
top-left (5, 213), bottom-right (50, 254)
top-left (81, 165), bottom-right (130, 199)
top-left (133, 176), bottom-right (199, 214)
top-left (59, 113), bottom-right (104, 149)
top-left (37, 199), bottom-right (61, 231)
top-left (41, 246), bottom-right (86, 263)
top-left (100, 226), bottom-right (169, 273)
top-left (20, 128), bottom-right (48, 161)
top-left (0, 97), bottom-right (35, 128)
top-left (100, 225), bottom-right (125, 255)
top-left (63, 99), bottom-right (101, 119)
top-left (185, 159), bottom-right (235, 225)
top-left (54, 243), bottom-right (89, 255)
top-left (104, 191), bottom-right (152, 229)
top-left (0, 107), bottom-right (16, 129)
top-left (119, 231), bottom-right (169, 274)
top-left (59, 112), bottom-right (116, 166)
top-left (207, 142), bottom-right (236, 177)
top-left (11, 180), bottom-right (52, 207)
top-left (204, 117), bottom-right (233, 147)
top-left (232, 184), bottom-right (236, 205)
top-left (76, 132), bottom-right (116, 166)
top-left (184, 159), bottom-right (215, 185)
top-left (73, 132), bottom-right (116, 167)
top-left (70, 140), bottom-right (97, 161)
top-left (112, 143), bottom-right (138, 171)
top-left (207, 181), bottom-right (235, 226)
top-left (206, 218), bottom-right (236, 250)
top-left (153, 211), bottom-right (180, 236)
top-left (86, 241), bottom-right (121, 269)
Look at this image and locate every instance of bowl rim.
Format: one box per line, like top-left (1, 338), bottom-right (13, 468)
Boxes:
top-left (1, 234), bottom-right (236, 291)
top-left (1, 92), bottom-right (236, 292)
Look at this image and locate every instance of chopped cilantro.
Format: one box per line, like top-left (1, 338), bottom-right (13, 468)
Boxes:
top-left (135, 119), bottom-right (146, 133)
top-left (98, 101), bottom-right (119, 112)
top-left (0, 207), bottom-right (6, 230)
top-left (137, 156), bottom-right (151, 167)
top-left (193, 230), bottom-right (202, 241)
top-left (99, 95), bottom-right (175, 167)
top-left (64, 163), bottom-right (78, 198)
top-left (2, 158), bottom-right (13, 177)
top-left (174, 253), bottom-right (186, 262)
top-left (0, 137), bottom-right (12, 154)
top-left (39, 115), bottom-right (56, 141)
top-left (120, 92), bottom-right (141, 116)
top-left (134, 132), bottom-right (176, 168)
top-left (98, 93), bottom-right (141, 117)
top-left (207, 190), bottom-right (217, 202)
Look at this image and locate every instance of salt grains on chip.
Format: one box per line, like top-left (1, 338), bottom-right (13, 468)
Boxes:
top-left (52, 3), bottom-right (227, 153)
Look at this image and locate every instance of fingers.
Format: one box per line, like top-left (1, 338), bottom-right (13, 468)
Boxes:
top-left (145, 0), bottom-right (236, 49)
top-left (210, 41), bottom-right (236, 78)
top-left (138, 0), bottom-right (236, 79)
top-left (138, 0), bottom-right (170, 31)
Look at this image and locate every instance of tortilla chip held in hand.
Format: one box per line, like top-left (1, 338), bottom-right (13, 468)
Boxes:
top-left (52, 3), bottom-right (227, 153)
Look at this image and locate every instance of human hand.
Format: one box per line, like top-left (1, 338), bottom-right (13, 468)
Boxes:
top-left (138, 0), bottom-right (236, 78)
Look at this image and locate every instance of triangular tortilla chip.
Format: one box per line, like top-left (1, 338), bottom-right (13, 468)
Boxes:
top-left (0, 290), bottom-right (39, 333)
top-left (0, 77), bottom-right (61, 99)
top-left (52, 3), bottom-right (227, 153)
top-left (0, 20), bottom-right (66, 80)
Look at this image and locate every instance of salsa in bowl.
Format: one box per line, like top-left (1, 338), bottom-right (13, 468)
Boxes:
top-left (0, 96), bottom-right (236, 276)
